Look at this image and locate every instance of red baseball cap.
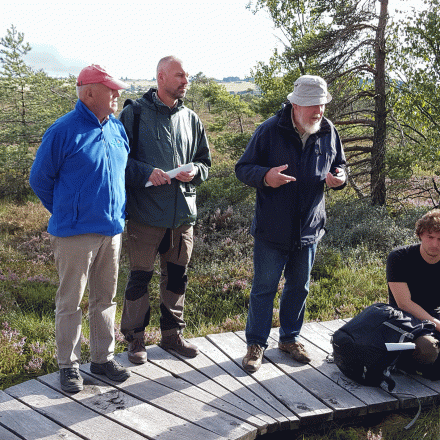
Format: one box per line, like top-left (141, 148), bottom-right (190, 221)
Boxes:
top-left (76, 64), bottom-right (129, 90)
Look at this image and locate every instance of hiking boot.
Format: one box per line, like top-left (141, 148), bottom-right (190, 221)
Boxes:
top-left (242, 344), bottom-right (264, 373)
top-left (60, 367), bottom-right (83, 393)
top-left (160, 333), bottom-right (199, 358)
top-left (127, 337), bottom-right (147, 364)
top-left (90, 359), bottom-right (131, 382)
top-left (278, 341), bottom-right (311, 363)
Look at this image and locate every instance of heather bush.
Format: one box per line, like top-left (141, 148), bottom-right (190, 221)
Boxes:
top-left (0, 315), bottom-right (57, 389)
top-left (1, 279), bottom-right (57, 316)
top-left (324, 200), bottom-right (419, 257)
top-left (0, 199), bottom-right (50, 234)
top-left (197, 154), bottom-right (253, 208)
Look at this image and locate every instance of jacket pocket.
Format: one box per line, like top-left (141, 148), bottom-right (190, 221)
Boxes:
top-left (73, 191), bottom-right (80, 224)
top-left (181, 183), bottom-right (197, 217)
top-left (313, 139), bottom-right (332, 180)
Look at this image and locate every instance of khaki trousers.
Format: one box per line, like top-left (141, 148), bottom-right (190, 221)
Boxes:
top-left (50, 233), bottom-right (122, 368)
top-left (121, 221), bottom-right (193, 340)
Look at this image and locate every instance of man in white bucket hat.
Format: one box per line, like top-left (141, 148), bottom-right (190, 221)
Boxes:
top-left (236, 75), bottom-right (347, 372)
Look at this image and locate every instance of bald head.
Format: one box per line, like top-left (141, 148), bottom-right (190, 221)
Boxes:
top-left (157, 56), bottom-right (183, 78)
top-left (156, 56), bottom-right (188, 108)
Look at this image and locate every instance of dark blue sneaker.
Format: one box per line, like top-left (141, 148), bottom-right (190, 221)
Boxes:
top-left (60, 368), bottom-right (83, 392)
top-left (90, 359), bottom-right (131, 382)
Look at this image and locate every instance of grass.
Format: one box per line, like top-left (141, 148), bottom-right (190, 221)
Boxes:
top-left (0, 158), bottom-right (439, 438)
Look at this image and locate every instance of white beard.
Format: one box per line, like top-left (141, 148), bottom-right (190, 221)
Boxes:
top-left (292, 106), bottom-right (324, 135)
top-left (299, 117), bottom-right (321, 135)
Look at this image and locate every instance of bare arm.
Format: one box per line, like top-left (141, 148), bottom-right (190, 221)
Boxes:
top-left (388, 281), bottom-right (440, 331)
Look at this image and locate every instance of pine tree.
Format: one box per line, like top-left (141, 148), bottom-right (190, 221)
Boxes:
top-left (0, 25), bottom-right (76, 200)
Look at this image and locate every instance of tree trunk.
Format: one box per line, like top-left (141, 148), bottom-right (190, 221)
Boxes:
top-left (371, 0), bottom-right (388, 205)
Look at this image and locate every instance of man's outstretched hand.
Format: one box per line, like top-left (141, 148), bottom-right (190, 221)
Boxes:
top-left (264, 165), bottom-right (296, 188)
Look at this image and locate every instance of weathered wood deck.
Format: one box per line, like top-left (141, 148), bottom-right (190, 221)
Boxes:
top-left (1, 319), bottom-right (439, 439)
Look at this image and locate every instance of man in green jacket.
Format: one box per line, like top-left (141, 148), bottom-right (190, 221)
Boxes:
top-left (119, 56), bottom-right (211, 363)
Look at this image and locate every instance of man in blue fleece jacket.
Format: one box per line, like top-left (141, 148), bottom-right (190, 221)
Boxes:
top-left (30, 65), bottom-right (131, 392)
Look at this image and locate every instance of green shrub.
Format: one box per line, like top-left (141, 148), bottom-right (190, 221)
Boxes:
top-left (197, 160), bottom-right (253, 207)
top-left (4, 280), bottom-right (57, 315)
top-left (312, 246), bottom-right (344, 280)
top-left (325, 200), bottom-right (417, 257)
top-left (307, 262), bottom-right (387, 321)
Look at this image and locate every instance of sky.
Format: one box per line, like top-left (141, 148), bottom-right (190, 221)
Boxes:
top-left (2, 0), bottom-right (285, 80)
top-left (2, 0), bottom-right (424, 81)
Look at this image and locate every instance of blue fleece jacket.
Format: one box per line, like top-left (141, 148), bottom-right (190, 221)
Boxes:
top-left (29, 99), bottom-right (129, 237)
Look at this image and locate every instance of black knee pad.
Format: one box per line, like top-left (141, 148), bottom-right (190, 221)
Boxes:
top-left (166, 262), bottom-right (187, 296)
top-left (125, 270), bottom-right (153, 301)
top-left (160, 303), bottom-right (180, 331)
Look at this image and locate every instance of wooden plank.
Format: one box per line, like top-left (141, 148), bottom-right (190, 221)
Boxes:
top-left (82, 358), bottom-right (256, 440)
top-left (5, 379), bottom-right (144, 440)
top-left (303, 322), bottom-right (439, 409)
top-left (167, 336), bottom-right (279, 433)
top-left (398, 371), bottom-right (440, 396)
top-left (301, 322), bottom-right (334, 353)
top-left (38, 370), bottom-right (222, 440)
top-left (0, 389), bottom-right (81, 440)
top-left (208, 331), bottom-right (333, 427)
top-left (206, 332), bottom-right (299, 429)
top-left (0, 424), bottom-right (22, 440)
top-left (264, 328), bottom-right (368, 419)
top-left (116, 351), bottom-right (259, 437)
top-left (145, 344), bottom-right (271, 434)
top-left (191, 335), bottom-right (291, 431)
top-left (1, 323), bottom-right (437, 440)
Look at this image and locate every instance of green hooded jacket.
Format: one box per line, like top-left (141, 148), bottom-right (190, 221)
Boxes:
top-left (119, 88), bottom-right (211, 228)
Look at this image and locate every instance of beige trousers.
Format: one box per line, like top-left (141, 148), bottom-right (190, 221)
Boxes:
top-left (50, 233), bottom-right (122, 368)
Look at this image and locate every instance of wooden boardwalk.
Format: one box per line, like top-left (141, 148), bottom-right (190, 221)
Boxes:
top-left (1, 319), bottom-right (440, 440)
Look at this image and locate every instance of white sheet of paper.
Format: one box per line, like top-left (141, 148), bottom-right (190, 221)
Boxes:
top-left (145, 163), bottom-right (195, 187)
top-left (385, 342), bottom-right (416, 351)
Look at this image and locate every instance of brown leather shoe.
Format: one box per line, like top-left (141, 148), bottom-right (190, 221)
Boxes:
top-left (160, 333), bottom-right (199, 358)
top-left (127, 338), bottom-right (147, 364)
top-left (278, 341), bottom-right (311, 363)
top-left (242, 344), bottom-right (264, 373)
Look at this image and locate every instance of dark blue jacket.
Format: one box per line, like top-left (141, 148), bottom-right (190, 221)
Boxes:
top-left (235, 102), bottom-right (346, 250)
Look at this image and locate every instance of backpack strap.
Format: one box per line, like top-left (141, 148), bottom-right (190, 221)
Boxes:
top-left (123, 99), bottom-right (141, 159)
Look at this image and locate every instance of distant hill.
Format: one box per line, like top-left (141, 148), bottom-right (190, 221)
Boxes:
top-left (123, 79), bottom-right (259, 95)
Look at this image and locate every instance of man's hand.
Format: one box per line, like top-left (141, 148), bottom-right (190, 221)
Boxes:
top-left (175, 165), bottom-right (196, 183)
top-left (148, 168), bottom-right (171, 186)
top-left (264, 164), bottom-right (296, 188)
top-left (326, 168), bottom-right (346, 188)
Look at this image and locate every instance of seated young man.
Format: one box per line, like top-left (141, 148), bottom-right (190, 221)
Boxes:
top-left (387, 209), bottom-right (440, 376)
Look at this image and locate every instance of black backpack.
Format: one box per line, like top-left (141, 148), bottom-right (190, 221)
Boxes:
top-left (123, 99), bottom-right (142, 159)
top-left (331, 303), bottom-right (435, 391)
